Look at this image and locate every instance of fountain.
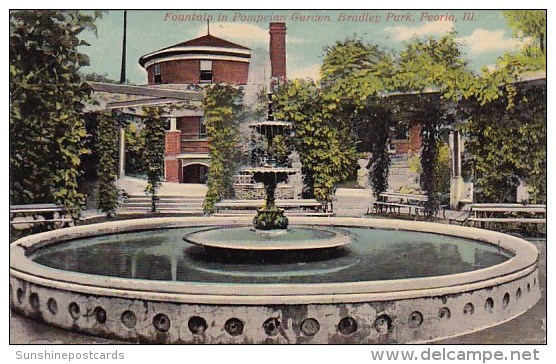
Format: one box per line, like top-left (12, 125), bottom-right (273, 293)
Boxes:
top-left (9, 98), bottom-right (541, 344)
top-left (244, 119), bottom-right (296, 231)
top-left (185, 95), bottom-right (351, 251)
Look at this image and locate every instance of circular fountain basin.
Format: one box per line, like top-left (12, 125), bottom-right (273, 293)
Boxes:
top-left (10, 217), bottom-right (540, 344)
top-left (184, 226), bottom-right (352, 251)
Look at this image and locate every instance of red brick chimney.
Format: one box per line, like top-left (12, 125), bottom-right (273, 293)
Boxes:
top-left (269, 22), bottom-right (286, 81)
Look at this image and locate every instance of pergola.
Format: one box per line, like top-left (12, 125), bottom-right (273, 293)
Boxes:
top-left (383, 71), bottom-right (546, 208)
top-left (84, 82), bottom-right (204, 178)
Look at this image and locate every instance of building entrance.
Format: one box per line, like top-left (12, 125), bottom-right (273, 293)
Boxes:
top-left (182, 164), bottom-right (208, 184)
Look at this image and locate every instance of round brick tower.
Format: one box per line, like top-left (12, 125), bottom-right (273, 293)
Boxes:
top-left (138, 33), bottom-right (253, 184)
top-left (139, 34), bottom-right (251, 85)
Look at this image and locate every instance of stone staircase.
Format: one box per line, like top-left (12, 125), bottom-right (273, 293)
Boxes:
top-left (118, 195), bottom-right (204, 215)
top-left (388, 155), bottom-right (420, 192)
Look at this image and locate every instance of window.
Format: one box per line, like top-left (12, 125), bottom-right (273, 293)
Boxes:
top-left (199, 60), bottom-right (212, 83)
top-left (199, 117), bottom-right (207, 139)
top-left (153, 64), bottom-right (162, 83)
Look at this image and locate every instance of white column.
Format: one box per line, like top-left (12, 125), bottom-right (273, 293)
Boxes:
top-left (131, 255), bottom-right (137, 279)
top-left (171, 256), bottom-right (178, 281)
top-left (169, 117), bottom-right (177, 131)
top-left (449, 130), bottom-right (464, 209)
top-left (118, 126), bottom-right (126, 178)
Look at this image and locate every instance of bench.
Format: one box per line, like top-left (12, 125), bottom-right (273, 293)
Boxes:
top-left (214, 199), bottom-right (333, 217)
top-left (449, 203), bottom-right (546, 230)
top-left (10, 203), bottom-right (74, 230)
top-left (372, 201), bottom-right (425, 216)
top-left (368, 192), bottom-right (440, 218)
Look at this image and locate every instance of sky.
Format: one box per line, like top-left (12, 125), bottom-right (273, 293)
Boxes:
top-left (79, 10), bottom-right (526, 84)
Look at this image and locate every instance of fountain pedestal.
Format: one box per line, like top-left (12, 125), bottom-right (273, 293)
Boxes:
top-left (245, 167), bottom-right (295, 230)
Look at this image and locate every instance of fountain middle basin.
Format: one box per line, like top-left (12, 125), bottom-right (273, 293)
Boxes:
top-left (10, 217), bottom-right (540, 343)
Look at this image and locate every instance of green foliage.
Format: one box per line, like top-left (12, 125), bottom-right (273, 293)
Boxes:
top-left (142, 107), bottom-right (166, 212)
top-left (321, 38), bottom-right (395, 110)
top-left (80, 112), bottom-right (100, 181)
top-left (314, 31), bottom-right (544, 208)
top-left (10, 10), bottom-right (101, 216)
top-left (365, 105), bottom-right (392, 196)
top-left (273, 79), bottom-right (357, 202)
top-left (393, 35), bottom-right (477, 214)
top-left (81, 72), bottom-right (122, 84)
top-left (125, 121), bottom-right (147, 175)
top-left (461, 85), bottom-right (546, 203)
top-left (393, 33), bottom-right (473, 101)
top-left (203, 84), bottom-right (243, 213)
top-left (455, 11), bottom-right (546, 203)
top-left (407, 153), bottom-right (422, 175)
top-left (502, 10), bottom-right (546, 54)
top-left (432, 143), bottom-right (451, 196)
top-left (272, 134), bottom-right (292, 167)
top-left (321, 38), bottom-right (395, 195)
top-left (496, 11), bottom-right (546, 73)
top-left (96, 112), bottom-right (119, 215)
top-left (273, 39), bottom-right (393, 200)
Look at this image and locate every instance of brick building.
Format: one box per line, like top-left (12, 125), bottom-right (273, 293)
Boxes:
top-left (138, 23), bottom-right (287, 184)
top-left (136, 22), bottom-right (424, 187)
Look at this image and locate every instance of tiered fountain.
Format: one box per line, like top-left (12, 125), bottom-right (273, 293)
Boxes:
top-left (244, 117), bottom-right (296, 231)
top-left (10, 96), bottom-right (540, 344)
top-left (183, 95), bottom-right (351, 251)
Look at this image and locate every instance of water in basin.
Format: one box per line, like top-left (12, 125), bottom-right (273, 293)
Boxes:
top-left (30, 226), bottom-right (512, 284)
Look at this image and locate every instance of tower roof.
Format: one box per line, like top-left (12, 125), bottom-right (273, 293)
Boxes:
top-left (169, 34), bottom-right (251, 51)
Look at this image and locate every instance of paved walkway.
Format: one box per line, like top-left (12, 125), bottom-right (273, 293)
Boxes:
top-left (116, 176), bottom-right (207, 197)
top-left (333, 188), bottom-right (374, 217)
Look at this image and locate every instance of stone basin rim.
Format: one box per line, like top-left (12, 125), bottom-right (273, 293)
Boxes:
top-left (10, 216), bottom-right (538, 305)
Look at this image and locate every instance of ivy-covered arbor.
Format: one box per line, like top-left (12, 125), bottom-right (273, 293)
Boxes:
top-left (273, 30), bottom-right (545, 215)
top-left (85, 82), bottom-right (203, 215)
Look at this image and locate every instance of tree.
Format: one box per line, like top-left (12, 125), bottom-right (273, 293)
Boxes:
top-left (321, 38), bottom-right (395, 192)
top-left (142, 107), bottom-right (166, 212)
top-left (391, 34), bottom-right (471, 214)
top-left (321, 38), bottom-right (395, 109)
top-left (456, 12), bottom-right (546, 203)
top-left (81, 72), bottom-right (122, 84)
top-left (365, 102), bottom-right (393, 196)
top-left (272, 134), bottom-right (292, 167)
top-left (96, 112), bottom-right (119, 215)
top-left (125, 121), bottom-right (147, 176)
top-left (273, 79), bottom-right (356, 202)
top-left (203, 85), bottom-right (243, 214)
top-left (461, 83), bottom-right (546, 203)
top-left (10, 10), bottom-right (101, 215)
top-left (502, 10), bottom-right (546, 54)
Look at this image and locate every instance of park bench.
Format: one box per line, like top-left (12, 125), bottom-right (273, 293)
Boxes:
top-left (10, 203), bottom-right (74, 230)
top-left (448, 203), bottom-right (546, 230)
top-left (368, 192), bottom-right (441, 218)
top-left (214, 199), bottom-right (333, 217)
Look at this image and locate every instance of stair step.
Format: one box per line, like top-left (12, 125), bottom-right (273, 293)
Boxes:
top-left (124, 196), bottom-right (204, 201)
top-left (123, 201), bottom-right (203, 206)
top-left (119, 206), bottom-right (203, 210)
top-left (118, 210), bottom-right (202, 215)
top-left (213, 212), bottom-right (333, 217)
